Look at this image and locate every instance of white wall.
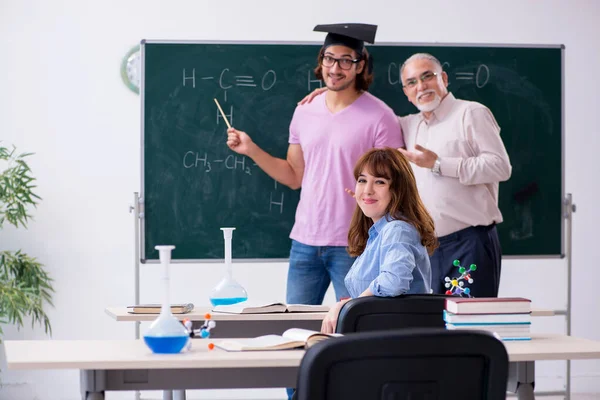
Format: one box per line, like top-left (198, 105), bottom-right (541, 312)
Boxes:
top-left (0, 0), bottom-right (599, 399)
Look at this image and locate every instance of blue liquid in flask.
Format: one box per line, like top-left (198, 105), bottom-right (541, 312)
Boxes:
top-left (210, 296), bottom-right (248, 307)
top-left (144, 335), bottom-right (189, 354)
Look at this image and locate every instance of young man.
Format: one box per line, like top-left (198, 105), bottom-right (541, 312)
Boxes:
top-left (397, 53), bottom-right (512, 297)
top-left (226, 23), bottom-right (402, 307)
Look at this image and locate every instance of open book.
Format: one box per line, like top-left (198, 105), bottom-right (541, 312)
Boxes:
top-left (214, 328), bottom-right (342, 351)
top-left (212, 301), bottom-right (329, 314)
top-left (127, 303), bottom-right (194, 314)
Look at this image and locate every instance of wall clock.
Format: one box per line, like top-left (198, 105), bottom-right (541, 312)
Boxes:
top-left (120, 45), bottom-right (141, 94)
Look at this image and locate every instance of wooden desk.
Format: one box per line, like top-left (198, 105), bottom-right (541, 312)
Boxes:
top-left (105, 307), bottom-right (329, 322)
top-left (5, 333), bottom-right (599, 400)
top-left (104, 306), bottom-right (555, 338)
top-left (106, 307), bottom-right (327, 338)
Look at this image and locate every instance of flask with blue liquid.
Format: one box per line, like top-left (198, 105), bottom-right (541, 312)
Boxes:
top-left (209, 228), bottom-right (248, 306)
top-left (143, 245), bottom-right (189, 354)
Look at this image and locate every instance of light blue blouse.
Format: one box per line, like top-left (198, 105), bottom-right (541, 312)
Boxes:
top-left (344, 215), bottom-right (432, 298)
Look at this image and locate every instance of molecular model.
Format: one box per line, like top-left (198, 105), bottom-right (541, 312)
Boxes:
top-left (183, 313), bottom-right (217, 351)
top-left (444, 259), bottom-right (477, 297)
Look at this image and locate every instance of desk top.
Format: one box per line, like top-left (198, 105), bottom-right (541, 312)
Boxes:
top-left (5, 334), bottom-right (600, 371)
top-left (4, 338), bottom-right (303, 370)
top-left (104, 306), bottom-right (555, 322)
top-left (105, 307), bottom-right (328, 321)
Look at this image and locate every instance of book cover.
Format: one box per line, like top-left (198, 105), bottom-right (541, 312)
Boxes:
top-left (445, 297), bottom-right (531, 315)
top-left (446, 322), bottom-right (531, 339)
top-left (127, 303), bottom-right (194, 314)
top-left (443, 310), bottom-right (532, 324)
top-left (446, 323), bottom-right (531, 333)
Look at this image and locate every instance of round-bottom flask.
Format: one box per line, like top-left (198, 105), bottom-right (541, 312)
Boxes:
top-left (143, 313), bottom-right (189, 354)
top-left (209, 275), bottom-right (248, 306)
top-left (209, 227), bottom-right (248, 306)
top-left (143, 245), bottom-right (189, 354)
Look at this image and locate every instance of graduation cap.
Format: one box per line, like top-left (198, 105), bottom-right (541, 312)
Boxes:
top-left (313, 23), bottom-right (378, 54)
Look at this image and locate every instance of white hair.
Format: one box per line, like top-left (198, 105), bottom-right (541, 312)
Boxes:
top-left (400, 53), bottom-right (444, 78)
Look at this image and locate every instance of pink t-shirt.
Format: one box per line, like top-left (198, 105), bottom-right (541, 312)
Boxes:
top-left (288, 92), bottom-right (404, 246)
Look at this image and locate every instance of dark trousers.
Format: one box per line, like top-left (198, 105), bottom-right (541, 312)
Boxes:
top-left (430, 224), bottom-right (502, 298)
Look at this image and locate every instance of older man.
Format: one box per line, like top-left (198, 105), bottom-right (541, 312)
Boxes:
top-left (397, 53), bottom-right (511, 297)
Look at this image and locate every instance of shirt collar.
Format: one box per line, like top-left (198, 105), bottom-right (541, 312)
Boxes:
top-left (419, 92), bottom-right (456, 123)
top-left (369, 214), bottom-right (392, 236)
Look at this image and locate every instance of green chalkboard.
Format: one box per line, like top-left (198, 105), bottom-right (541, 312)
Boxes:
top-left (141, 41), bottom-right (563, 261)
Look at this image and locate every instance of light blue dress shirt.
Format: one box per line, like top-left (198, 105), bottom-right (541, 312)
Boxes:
top-left (344, 215), bottom-right (432, 298)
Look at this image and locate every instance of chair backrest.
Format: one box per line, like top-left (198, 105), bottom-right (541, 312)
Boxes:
top-left (296, 328), bottom-right (509, 400)
top-left (336, 294), bottom-right (451, 334)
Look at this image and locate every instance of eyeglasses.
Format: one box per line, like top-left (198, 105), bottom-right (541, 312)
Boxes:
top-left (321, 55), bottom-right (362, 70)
top-left (402, 71), bottom-right (438, 89)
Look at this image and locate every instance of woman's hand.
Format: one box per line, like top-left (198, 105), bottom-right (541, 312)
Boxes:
top-left (298, 87), bottom-right (328, 105)
top-left (321, 299), bottom-right (349, 334)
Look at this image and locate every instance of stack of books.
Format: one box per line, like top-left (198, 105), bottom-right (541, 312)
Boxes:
top-left (444, 297), bottom-right (532, 341)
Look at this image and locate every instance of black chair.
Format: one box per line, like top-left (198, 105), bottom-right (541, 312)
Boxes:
top-left (336, 294), bottom-right (451, 334)
top-left (296, 328), bottom-right (509, 400)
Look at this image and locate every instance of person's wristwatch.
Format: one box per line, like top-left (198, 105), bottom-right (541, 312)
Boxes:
top-left (431, 157), bottom-right (441, 176)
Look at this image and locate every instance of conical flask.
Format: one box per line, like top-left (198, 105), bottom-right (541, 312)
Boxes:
top-left (209, 228), bottom-right (248, 306)
top-left (143, 245), bottom-right (189, 353)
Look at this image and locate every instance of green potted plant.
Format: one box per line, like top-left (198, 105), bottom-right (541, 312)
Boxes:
top-left (0, 144), bottom-right (54, 340)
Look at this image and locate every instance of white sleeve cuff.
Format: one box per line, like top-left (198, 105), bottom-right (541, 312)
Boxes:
top-left (440, 157), bottom-right (461, 178)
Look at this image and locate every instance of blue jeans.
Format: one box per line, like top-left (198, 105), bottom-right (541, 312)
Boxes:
top-left (286, 240), bottom-right (354, 399)
top-left (286, 240), bottom-right (354, 304)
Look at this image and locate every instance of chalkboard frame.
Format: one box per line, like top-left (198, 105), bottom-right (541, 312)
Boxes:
top-left (139, 40), bottom-right (564, 263)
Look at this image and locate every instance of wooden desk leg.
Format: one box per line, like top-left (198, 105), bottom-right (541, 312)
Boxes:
top-left (163, 390), bottom-right (186, 399)
top-left (508, 361), bottom-right (535, 400)
top-left (84, 394), bottom-right (105, 400)
top-left (80, 370), bottom-right (105, 400)
top-left (173, 389), bottom-right (186, 400)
